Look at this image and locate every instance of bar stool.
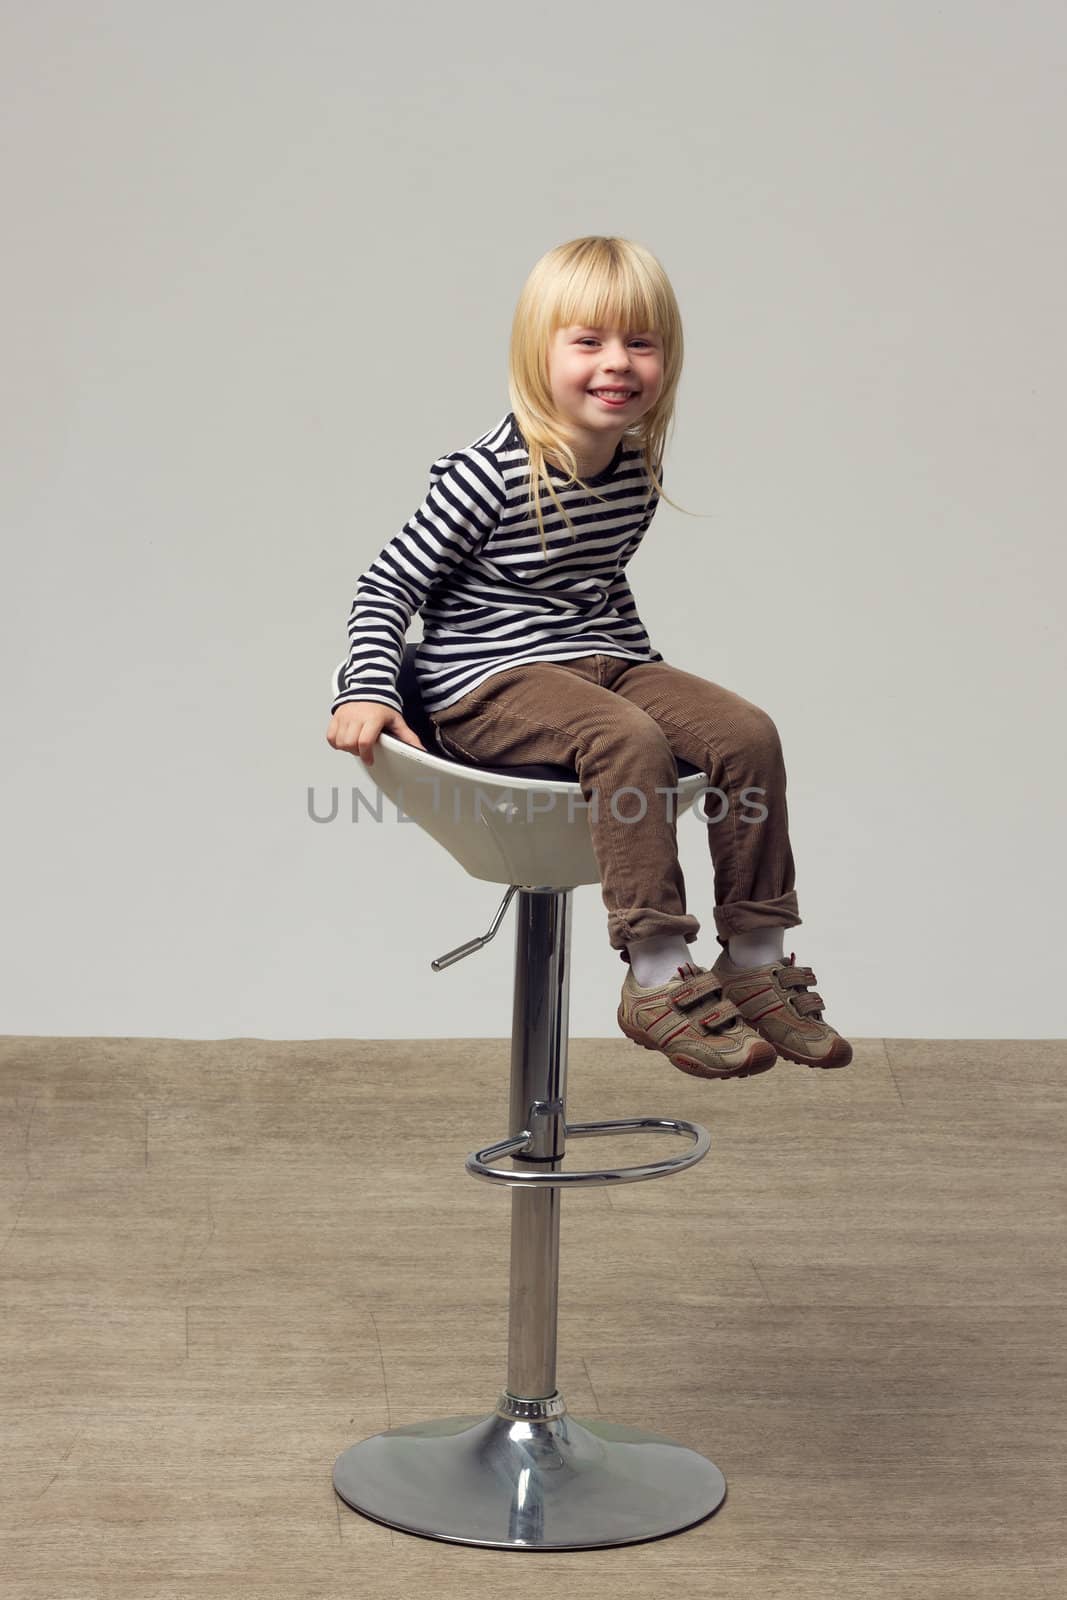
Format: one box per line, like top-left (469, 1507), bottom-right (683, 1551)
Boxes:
top-left (330, 645), bottom-right (728, 1549)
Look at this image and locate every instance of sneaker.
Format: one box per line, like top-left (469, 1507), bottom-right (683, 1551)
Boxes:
top-left (618, 961), bottom-right (779, 1080)
top-left (710, 950), bottom-right (853, 1069)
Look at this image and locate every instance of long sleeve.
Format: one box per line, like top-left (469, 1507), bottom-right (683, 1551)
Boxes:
top-left (331, 449), bottom-right (507, 716)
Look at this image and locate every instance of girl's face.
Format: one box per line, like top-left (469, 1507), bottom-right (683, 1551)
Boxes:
top-left (546, 323), bottom-right (665, 464)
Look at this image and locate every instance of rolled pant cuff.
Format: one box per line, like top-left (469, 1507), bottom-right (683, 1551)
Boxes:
top-left (609, 909), bottom-right (702, 965)
top-left (712, 891), bottom-right (802, 947)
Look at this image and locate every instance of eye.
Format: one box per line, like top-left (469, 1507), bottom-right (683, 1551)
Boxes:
top-left (577, 337), bottom-right (654, 348)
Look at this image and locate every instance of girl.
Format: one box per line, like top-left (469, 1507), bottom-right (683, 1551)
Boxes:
top-left (326, 236), bottom-right (852, 1080)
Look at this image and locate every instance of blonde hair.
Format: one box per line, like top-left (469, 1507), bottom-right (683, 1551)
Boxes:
top-left (507, 235), bottom-right (693, 554)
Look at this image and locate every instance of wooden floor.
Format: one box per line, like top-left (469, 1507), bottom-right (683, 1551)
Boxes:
top-left (1, 1032), bottom-right (1064, 1598)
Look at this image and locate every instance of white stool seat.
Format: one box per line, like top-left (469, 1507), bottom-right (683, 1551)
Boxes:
top-left (333, 653), bottom-right (710, 886)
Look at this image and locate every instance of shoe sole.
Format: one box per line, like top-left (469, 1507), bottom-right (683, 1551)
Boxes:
top-left (618, 1016), bottom-right (778, 1080)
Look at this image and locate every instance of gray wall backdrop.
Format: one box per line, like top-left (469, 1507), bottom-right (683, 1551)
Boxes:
top-left (2, 2), bottom-right (1064, 1040)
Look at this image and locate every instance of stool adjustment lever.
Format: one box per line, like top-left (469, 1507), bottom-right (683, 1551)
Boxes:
top-left (431, 885), bottom-right (517, 970)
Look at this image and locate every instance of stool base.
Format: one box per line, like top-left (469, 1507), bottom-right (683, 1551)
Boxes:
top-left (333, 1391), bottom-right (726, 1550)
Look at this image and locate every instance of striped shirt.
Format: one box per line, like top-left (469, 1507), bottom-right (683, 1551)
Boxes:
top-left (331, 410), bottom-right (665, 717)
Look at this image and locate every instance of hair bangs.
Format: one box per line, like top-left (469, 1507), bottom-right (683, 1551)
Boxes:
top-left (554, 259), bottom-right (663, 342)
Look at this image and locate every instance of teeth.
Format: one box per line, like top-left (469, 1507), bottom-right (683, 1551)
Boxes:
top-left (592, 390), bottom-right (633, 398)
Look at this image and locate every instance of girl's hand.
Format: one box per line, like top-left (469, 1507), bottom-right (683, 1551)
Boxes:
top-left (326, 701), bottom-right (427, 767)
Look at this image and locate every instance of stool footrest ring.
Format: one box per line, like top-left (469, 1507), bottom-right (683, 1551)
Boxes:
top-left (466, 1115), bottom-right (711, 1187)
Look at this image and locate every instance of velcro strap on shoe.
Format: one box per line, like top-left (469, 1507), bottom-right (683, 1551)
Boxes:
top-left (672, 970), bottom-right (731, 1009)
top-left (695, 1000), bottom-right (743, 1032)
top-left (780, 966), bottom-right (817, 990)
top-left (670, 971), bottom-right (744, 1031)
top-left (777, 965), bottom-right (824, 1017)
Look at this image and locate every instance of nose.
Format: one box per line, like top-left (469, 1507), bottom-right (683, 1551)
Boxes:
top-left (601, 342), bottom-right (633, 372)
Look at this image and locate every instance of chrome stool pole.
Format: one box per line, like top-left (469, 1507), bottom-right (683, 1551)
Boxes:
top-left (333, 887), bottom-right (727, 1549)
top-left (505, 885), bottom-right (569, 1402)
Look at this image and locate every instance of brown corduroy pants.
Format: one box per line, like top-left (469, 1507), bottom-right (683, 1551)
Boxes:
top-left (429, 653), bottom-right (801, 964)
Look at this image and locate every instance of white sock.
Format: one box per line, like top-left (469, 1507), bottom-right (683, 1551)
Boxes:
top-left (627, 934), bottom-right (694, 988)
top-left (727, 927), bottom-right (786, 968)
